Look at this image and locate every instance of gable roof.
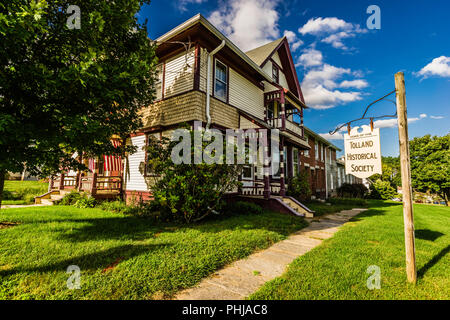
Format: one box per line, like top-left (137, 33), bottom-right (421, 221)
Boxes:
top-left (156, 14), bottom-right (272, 83)
top-left (245, 37), bottom-right (284, 66)
top-left (246, 37), bottom-right (304, 103)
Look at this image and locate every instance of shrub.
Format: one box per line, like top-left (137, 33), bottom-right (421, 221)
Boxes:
top-left (74, 197), bottom-right (97, 208)
top-left (57, 190), bottom-right (84, 206)
top-left (223, 201), bottom-right (263, 216)
top-left (369, 179), bottom-right (398, 200)
top-left (146, 128), bottom-right (242, 223)
top-left (287, 171), bottom-right (311, 202)
top-left (337, 183), bottom-right (368, 198)
top-left (328, 197), bottom-right (367, 206)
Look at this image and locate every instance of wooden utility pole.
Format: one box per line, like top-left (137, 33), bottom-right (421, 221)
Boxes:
top-left (395, 72), bottom-right (417, 284)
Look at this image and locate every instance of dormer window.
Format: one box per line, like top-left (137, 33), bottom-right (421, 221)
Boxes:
top-left (214, 60), bottom-right (227, 102)
top-left (272, 64), bottom-right (279, 84)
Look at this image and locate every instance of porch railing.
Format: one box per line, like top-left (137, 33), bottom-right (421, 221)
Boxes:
top-left (52, 174), bottom-right (122, 194)
top-left (267, 117), bottom-right (304, 137)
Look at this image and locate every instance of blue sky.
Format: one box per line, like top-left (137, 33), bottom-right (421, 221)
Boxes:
top-left (138, 0), bottom-right (449, 157)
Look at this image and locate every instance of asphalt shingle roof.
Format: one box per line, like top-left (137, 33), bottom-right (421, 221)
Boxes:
top-left (245, 37), bottom-right (285, 66)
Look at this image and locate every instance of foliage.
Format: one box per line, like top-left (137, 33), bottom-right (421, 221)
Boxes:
top-left (370, 156), bottom-right (401, 188)
top-left (0, 0), bottom-right (157, 206)
top-left (57, 190), bottom-right (96, 208)
top-left (410, 134), bottom-right (450, 205)
top-left (0, 206), bottom-right (306, 299)
top-left (287, 171), bottom-right (312, 202)
top-left (2, 181), bottom-right (48, 204)
top-left (250, 201), bottom-right (450, 300)
top-left (146, 128), bottom-right (243, 223)
top-left (223, 201), bottom-right (263, 216)
top-left (73, 196), bottom-right (96, 208)
top-left (336, 183), bottom-right (368, 198)
top-left (368, 179), bottom-right (399, 200)
top-left (57, 190), bottom-right (84, 206)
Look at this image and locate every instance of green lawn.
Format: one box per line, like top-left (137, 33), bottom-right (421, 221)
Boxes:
top-left (250, 201), bottom-right (450, 300)
top-left (0, 206), bottom-right (306, 300)
top-left (2, 180), bottom-right (49, 205)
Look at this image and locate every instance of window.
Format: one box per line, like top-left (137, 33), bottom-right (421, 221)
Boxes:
top-left (145, 132), bottom-right (161, 176)
top-left (155, 64), bottom-right (163, 100)
top-left (304, 136), bottom-right (310, 157)
top-left (322, 146), bottom-right (325, 161)
top-left (315, 141), bottom-right (319, 160)
top-left (272, 64), bottom-right (279, 84)
top-left (242, 165), bottom-right (253, 180)
top-left (214, 60), bottom-right (227, 101)
top-left (293, 147), bottom-right (299, 176)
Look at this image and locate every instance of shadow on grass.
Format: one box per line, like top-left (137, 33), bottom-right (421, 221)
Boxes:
top-left (418, 244), bottom-right (450, 278)
top-left (415, 229), bottom-right (444, 242)
top-left (0, 243), bottom-right (169, 276)
top-left (50, 212), bottom-right (305, 243)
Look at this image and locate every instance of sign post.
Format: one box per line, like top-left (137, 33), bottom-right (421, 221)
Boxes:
top-left (344, 126), bottom-right (382, 179)
top-left (395, 72), bottom-right (417, 284)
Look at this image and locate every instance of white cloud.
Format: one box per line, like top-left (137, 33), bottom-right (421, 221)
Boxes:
top-left (319, 132), bottom-right (344, 140)
top-left (179, 0), bottom-right (208, 12)
top-left (208, 0), bottom-right (281, 52)
top-left (373, 116), bottom-right (424, 129)
top-left (339, 79), bottom-right (368, 89)
top-left (296, 47), bottom-right (323, 67)
top-left (299, 17), bottom-right (354, 35)
top-left (430, 115), bottom-right (444, 119)
top-left (283, 30), bottom-right (303, 51)
top-left (417, 56), bottom-right (450, 78)
top-left (419, 113), bottom-right (427, 119)
top-left (298, 17), bottom-right (366, 51)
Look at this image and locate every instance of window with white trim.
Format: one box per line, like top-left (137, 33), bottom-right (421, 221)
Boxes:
top-left (304, 136), bottom-right (310, 157)
top-left (315, 141), bottom-right (319, 160)
top-left (293, 147), bottom-right (299, 176)
top-left (214, 60), bottom-right (227, 102)
top-left (155, 64), bottom-right (163, 100)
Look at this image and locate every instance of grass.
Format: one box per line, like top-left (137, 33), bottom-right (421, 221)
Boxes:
top-left (304, 198), bottom-right (368, 216)
top-left (249, 200), bottom-right (450, 300)
top-left (0, 206), bottom-right (307, 300)
top-left (2, 180), bottom-right (49, 205)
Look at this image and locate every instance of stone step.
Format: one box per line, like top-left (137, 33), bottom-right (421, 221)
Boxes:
top-left (40, 199), bottom-right (54, 205)
top-left (50, 194), bottom-right (64, 201)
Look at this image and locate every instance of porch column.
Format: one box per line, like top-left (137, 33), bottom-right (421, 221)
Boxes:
top-left (280, 91), bottom-right (286, 130)
top-left (90, 159), bottom-right (98, 196)
top-left (263, 130), bottom-right (271, 199)
top-left (280, 136), bottom-right (286, 197)
top-left (59, 172), bottom-right (65, 190)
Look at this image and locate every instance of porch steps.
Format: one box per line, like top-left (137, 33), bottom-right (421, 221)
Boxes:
top-left (35, 190), bottom-right (70, 205)
top-left (281, 196), bottom-right (314, 218)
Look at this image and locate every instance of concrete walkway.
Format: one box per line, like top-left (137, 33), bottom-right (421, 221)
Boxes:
top-left (1, 204), bottom-right (50, 209)
top-left (175, 208), bottom-right (367, 300)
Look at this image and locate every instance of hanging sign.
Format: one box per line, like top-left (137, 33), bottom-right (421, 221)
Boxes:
top-left (344, 125), bottom-right (382, 178)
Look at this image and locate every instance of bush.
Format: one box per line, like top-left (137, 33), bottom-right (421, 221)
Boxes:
top-left (74, 197), bottom-right (97, 208)
top-left (223, 201), bottom-right (263, 216)
top-left (328, 197), bottom-right (367, 206)
top-left (369, 179), bottom-right (398, 200)
top-left (146, 128), bottom-right (242, 223)
top-left (57, 190), bottom-right (84, 206)
top-left (337, 183), bottom-right (368, 198)
top-left (287, 171), bottom-right (311, 202)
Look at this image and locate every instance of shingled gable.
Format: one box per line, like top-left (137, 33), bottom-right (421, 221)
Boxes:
top-left (245, 37), bottom-right (305, 103)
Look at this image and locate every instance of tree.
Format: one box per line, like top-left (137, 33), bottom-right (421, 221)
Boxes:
top-left (370, 156), bottom-right (401, 188)
top-left (0, 1), bottom-right (157, 208)
top-left (146, 128), bottom-right (243, 223)
top-left (409, 134), bottom-right (450, 206)
top-left (368, 179), bottom-right (398, 200)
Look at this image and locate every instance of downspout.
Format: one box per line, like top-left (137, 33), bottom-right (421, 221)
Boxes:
top-left (325, 146), bottom-right (328, 199)
top-left (206, 40), bottom-right (226, 129)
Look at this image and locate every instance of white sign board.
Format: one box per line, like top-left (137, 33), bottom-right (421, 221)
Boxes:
top-left (344, 126), bottom-right (382, 178)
